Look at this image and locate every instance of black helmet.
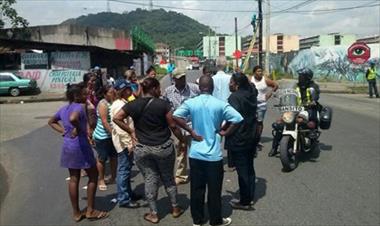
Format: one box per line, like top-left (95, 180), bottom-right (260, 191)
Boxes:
top-left (297, 68), bottom-right (313, 81)
top-left (297, 68), bottom-right (313, 89)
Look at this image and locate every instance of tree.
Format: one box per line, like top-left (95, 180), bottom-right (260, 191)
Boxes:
top-left (0, 0), bottom-right (28, 29)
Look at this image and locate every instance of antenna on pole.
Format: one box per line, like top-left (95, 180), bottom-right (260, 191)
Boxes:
top-left (107, 0), bottom-right (111, 12)
top-left (149, 0), bottom-right (153, 11)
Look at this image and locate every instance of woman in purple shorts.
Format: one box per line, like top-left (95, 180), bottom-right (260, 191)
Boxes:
top-left (48, 82), bottom-right (108, 222)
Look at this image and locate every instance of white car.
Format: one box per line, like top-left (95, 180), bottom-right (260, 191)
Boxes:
top-left (186, 64), bottom-right (193, 70)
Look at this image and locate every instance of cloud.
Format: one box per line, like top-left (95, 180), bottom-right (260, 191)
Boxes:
top-left (7, 0), bottom-right (380, 38)
top-left (270, 1), bottom-right (380, 37)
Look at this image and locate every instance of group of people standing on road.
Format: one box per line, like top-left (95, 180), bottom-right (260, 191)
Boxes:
top-left (48, 57), bottom-right (280, 226)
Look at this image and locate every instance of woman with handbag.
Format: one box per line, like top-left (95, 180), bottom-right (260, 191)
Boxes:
top-left (113, 77), bottom-right (197, 224)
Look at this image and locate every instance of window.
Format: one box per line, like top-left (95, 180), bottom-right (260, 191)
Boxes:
top-left (0, 75), bottom-right (15, 82)
top-left (335, 35), bottom-right (341, 45)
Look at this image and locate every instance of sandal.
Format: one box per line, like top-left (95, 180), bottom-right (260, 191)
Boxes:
top-left (144, 212), bottom-right (159, 224)
top-left (172, 207), bottom-right (184, 218)
top-left (98, 184), bottom-right (107, 191)
top-left (73, 208), bottom-right (87, 222)
top-left (86, 209), bottom-right (109, 221)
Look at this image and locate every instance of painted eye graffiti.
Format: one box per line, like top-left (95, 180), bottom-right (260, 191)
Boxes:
top-left (352, 47), bottom-right (365, 56)
top-left (348, 42), bottom-right (371, 64)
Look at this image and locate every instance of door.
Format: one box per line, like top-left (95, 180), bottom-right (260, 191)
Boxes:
top-left (0, 75), bottom-right (16, 94)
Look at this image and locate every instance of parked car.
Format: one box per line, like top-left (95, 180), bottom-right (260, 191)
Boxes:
top-left (186, 64), bottom-right (193, 70)
top-left (0, 72), bottom-right (38, 96)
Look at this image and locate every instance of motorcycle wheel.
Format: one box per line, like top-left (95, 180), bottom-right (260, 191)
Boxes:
top-left (280, 135), bottom-right (298, 172)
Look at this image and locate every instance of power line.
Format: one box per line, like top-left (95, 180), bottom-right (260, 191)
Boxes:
top-left (16, 0), bottom-right (380, 1)
top-left (272, 0), bottom-right (317, 13)
top-left (15, 0), bottom-right (380, 13)
top-left (272, 2), bottom-right (380, 14)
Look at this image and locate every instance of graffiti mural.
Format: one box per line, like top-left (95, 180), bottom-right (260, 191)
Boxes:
top-left (16, 69), bottom-right (86, 92)
top-left (246, 44), bottom-right (379, 82)
top-left (288, 44), bottom-right (380, 81)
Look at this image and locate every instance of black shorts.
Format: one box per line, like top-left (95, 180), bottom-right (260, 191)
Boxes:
top-left (94, 138), bottom-right (117, 162)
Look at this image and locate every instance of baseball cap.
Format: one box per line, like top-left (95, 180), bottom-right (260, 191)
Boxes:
top-left (172, 68), bottom-right (186, 79)
top-left (114, 79), bottom-right (132, 90)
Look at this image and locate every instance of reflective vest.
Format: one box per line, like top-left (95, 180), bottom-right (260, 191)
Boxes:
top-left (368, 68), bottom-right (377, 80)
top-left (296, 87), bottom-right (312, 106)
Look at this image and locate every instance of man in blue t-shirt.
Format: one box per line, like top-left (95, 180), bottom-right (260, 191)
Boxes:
top-left (173, 75), bottom-right (242, 226)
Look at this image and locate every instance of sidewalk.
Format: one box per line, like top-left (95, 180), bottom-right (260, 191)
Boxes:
top-left (0, 92), bottom-right (65, 104)
top-left (279, 79), bottom-right (379, 94)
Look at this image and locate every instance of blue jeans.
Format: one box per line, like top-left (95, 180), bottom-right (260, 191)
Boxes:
top-left (117, 149), bottom-right (132, 205)
top-left (230, 148), bottom-right (256, 205)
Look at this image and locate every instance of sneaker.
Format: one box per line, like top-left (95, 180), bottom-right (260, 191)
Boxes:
top-left (119, 201), bottom-right (140, 208)
top-left (212, 217), bottom-right (232, 226)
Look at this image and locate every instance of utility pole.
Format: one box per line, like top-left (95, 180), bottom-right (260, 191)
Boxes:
top-left (107, 0), bottom-right (111, 12)
top-left (265, 0), bottom-right (270, 74)
top-left (213, 26), bottom-right (219, 59)
top-left (235, 17), bottom-right (239, 67)
top-left (149, 0), bottom-right (153, 11)
top-left (258, 0), bottom-right (263, 67)
top-left (208, 28), bottom-right (211, 59)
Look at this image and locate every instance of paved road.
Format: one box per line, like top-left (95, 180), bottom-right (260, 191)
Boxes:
top-left (0, 71), bottom-right (379, 225)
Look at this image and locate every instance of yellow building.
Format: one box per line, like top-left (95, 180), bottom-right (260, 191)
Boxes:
top-left (243, 33), bottom-right (299, 55)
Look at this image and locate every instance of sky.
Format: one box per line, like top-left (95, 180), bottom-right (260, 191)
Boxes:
top-left (4, 0), bottom-right (380, 38)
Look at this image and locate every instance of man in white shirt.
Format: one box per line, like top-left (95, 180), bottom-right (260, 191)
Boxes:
top-left (212, 57), bottom-right (234, 171)
top-left (212, 56), bottom-right (231, 102)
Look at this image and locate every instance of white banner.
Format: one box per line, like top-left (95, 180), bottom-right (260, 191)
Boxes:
top-left (51, 51), bottom-right (90, 70)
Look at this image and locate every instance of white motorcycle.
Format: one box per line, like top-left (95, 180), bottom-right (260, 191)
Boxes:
top-left (271, 89), bottom-right (332, 172)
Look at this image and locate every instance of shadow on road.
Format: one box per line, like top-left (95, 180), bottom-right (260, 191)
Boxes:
top-left (261, 136), bottom-right (273, 144)
top-left (155, 194), bottom-right (190, 220)
top-left (225, 176), bottom-right (267, 206)
top-left (0, 162), bottom-right (9, 209)
top-left (319, 142), bottom-right (333, 151)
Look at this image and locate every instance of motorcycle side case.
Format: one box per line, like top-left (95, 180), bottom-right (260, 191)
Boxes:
top-left (319, 106), bottom-right (333, 130)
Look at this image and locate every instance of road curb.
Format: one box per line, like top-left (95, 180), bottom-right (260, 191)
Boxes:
top-left (0, 97), bottom-right (65, 104)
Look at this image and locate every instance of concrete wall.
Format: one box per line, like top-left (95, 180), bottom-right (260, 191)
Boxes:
top-left (21, 24), bottom-right (132, 51)
top-left (15, 69), bottom-right (86, 92)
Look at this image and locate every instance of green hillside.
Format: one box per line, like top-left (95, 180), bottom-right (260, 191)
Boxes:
top-left (62, 8), bottom-right (213, 50)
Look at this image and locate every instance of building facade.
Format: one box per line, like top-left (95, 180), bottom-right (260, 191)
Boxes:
top-left (299, 33), bottom-right (356, 50)
top-left (202, 35), bottom-right (241, 58)
top-left (356, 35), bottom-right (380, 44)
top-left (242, 34), bottom-right (299, 56)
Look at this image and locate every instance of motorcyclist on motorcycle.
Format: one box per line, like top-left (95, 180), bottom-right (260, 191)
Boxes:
top-left (269, 68), bottom-right (320, 157)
